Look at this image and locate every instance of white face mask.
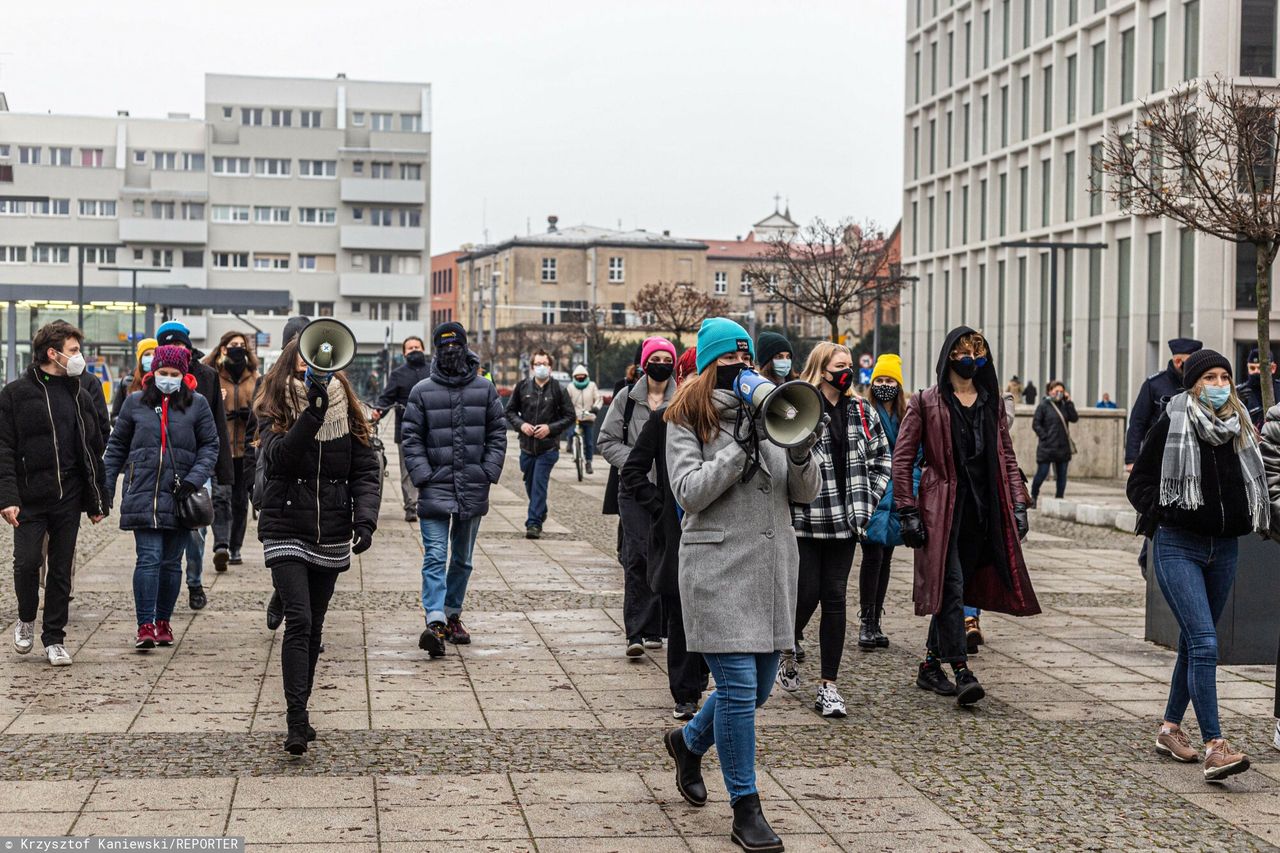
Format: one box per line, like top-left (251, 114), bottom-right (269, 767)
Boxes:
top-left (154, 374), bottom-right (182, 395)
top-left (59, 352), bottom-right (86, 377)
top-left (533, 365), bottom-right (550, 381)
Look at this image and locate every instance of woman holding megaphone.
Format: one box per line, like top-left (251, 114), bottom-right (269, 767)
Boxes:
top-left (661, 318), bottom-right (820, 853)
top-left (253, 331), bottom-right (381, 756)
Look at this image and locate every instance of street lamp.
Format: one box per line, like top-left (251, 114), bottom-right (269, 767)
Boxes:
top-left (96, 265), bottom-right (170, 345)
top-left (1000, 239), bottom-right (1106, 381)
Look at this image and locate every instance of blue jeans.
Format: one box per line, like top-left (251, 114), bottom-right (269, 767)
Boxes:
top-left (420, 514), bottom-right (483, 625)
top-left (185, 527), bottom-right (206, 588)
top-left (964, 606), bottom-right (981, 619)
top-left (682, 651), bottom-right (780, 805)
top-left (1152, 526), bottom-right (1239, 742)
top-left (519, 449), bottom-right (558, 528)
top-left (134, 529), bottom-right (188, 626)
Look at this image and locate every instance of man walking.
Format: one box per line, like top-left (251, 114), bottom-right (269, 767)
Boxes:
top-left (372, 336), bottom-right (434, 522)
top-left (401, 322), bottom-right (507, 657)
top-left (0, 321), bottom-right (108, 666)
top-left (506, 350), bottom-right (574, 539)
top-left (1237, 347), bottom-right (1280, 430)
top-left (1126, 338), bottom-right (1201, 472)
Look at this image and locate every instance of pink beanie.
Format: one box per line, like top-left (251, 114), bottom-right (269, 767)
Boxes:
top-left (640, 336), bottom-right (677, 367)
top-left (151, 344), bottom-right (190, 374)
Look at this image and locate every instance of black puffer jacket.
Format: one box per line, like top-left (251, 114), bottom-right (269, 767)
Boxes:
top-left (401, 352), bottom-right (507, 520)
top-left (0, 366), bottom-right (108, 515)
top-left (255, 401), bottom-right (382, 545)
top-left (505, 376), bottom-right (575, 455)
top-left (190, 360), bottom-right (233, 484)
top-left (375, 357), bottom-right (434, 443)
top-left (1033, 396), bottom-right (1079, 464)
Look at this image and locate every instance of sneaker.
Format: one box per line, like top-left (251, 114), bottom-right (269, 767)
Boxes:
top-left (1203, 738), bottom-right (1250, 782)
top-left (266, 590), bottom-right (283, 631)
top-left (775, 655), bottom-right (801, 693)
top-left (213, 548), bottom-right (229, 572)
top-left (135, 623), bottom-right (157, 650)
top-left (154, 620), bottom-right (174, 647)
top-left (446, 615), bottom-right (471, 645)
top-left (954, 668), bottom-right (986, 706)
top-left (673, 702), bottom-right (698, 721)
top-left (814, 682), bottom-right (847, 718)
top-left (228, 549), bottom-right (243, 566)
top-left (45, 644), bottom-right (72, 666)
top-left (585, 461), bottom-right (594, 475)
top-left (625, 638), bottom-right (645, 658)
top-left (643, 636), bottom-right (663, 650)
top-left (526, 525), bottom-right (542, 540)
top-left (13, 620), bottom-right (34, 655)
top-left (404, 508), bottom-right (417, 523)
top-left (965, 616), bottom-right (983, 654)
top-left (1156, 724), bottom-right (1199, 763)
top-left (916, 661), bottom-right (957, 696)
top-left (418, 621), bottom-right (447, 658)
top-left (188, 585), bottom-right (207, 611)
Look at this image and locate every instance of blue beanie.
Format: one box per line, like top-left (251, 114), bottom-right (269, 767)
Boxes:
top-left (155, 320), bottom-right (190, 338)
top-left (695, 318), bottom-right (754, 373)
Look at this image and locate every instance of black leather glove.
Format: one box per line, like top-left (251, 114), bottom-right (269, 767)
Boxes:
top-left (787, 414), bottom-right (829, 464)
top-left (1013, 503), bottom-right (1029, 541)
top-left (306, 377), bottom-right (329, 414)
top-left (352, 525), bottom-right (374, 554)
top-left (900, 507), bottom-right (927, 549)
top-left (173, 480), bottom-right (199, 501)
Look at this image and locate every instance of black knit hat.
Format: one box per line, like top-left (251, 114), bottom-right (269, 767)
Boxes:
top-left (1181, 348), bottom-right (1231, 389)
top-left (282, 315), bottom-right (311, 345)
top-left (433, 321), bottom-right (467, 350)
top-left (755, 331), bottom-right (793, 368)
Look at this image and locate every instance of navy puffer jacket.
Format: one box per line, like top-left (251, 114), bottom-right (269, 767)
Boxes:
top-left (401, 351), bottom-right (508, 520)
top-left (103, 386), bottom-right (219, 530)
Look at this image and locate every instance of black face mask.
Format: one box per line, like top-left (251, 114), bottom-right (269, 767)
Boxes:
top-left (950, 359), bottom-right (979, 380)
top-left (715, 363), bottom-right (744, 391)
top-left (406, 350), bottom-right (427, 367)
top-left (826, 368), bottom-right (855, 393)
top-left (225, 346), bottom-right (247, 364)
top-left (645, 362), bottom-right (674, 383)
top-left (1248, 372), bottom-right (1263, 391)
top-left (871, 384), bottom-right (899, 402)
top-left (436, 346), bottom-right (467, 375)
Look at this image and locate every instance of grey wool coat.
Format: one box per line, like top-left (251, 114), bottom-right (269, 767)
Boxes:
top-left (667, 390), bottom-right (821, 654)
top-left (596, 375), bottom-right (675, 478)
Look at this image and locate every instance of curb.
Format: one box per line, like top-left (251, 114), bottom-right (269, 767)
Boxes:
top-left (1036, 497), bottom-right (1136, 534)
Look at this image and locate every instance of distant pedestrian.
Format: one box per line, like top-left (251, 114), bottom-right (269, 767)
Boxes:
top-left (1128, 349), bottom-right (1263, 782)
top-left (755, 331), bottom-right (797, 385)
top-left (0, 321), bottom-right (109, 666)
top-left (566, 364), bottom-right (601, 474)
top-left (1006, 375), bottom-right (1024, 400)
top-left (203, 331), bottom-right (260, 569)
top-left (1031, 381), bottom-right (1079, 505)
top-left (1096, 392), bottom-right (1118, 409)
top-left (505, 350), bottom-right (575, 539)
top-left (1021, 381), bottom-right (1038, 405)
top-left (1126, 338), bottom-right (1202, 472)
top-left (372, 336), bottom-right (434, 523)
top-left (1236, 348), bottom-right (1280, 430)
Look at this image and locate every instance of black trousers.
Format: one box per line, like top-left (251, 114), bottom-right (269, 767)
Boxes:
top-left (13, 485), bottom-right (82, 648)
top-left (618, 493), bottom-right (662, 641)
top-left (858, 542), bottom-right (895, 613)
top-left (1031, 460), bottom-right (1069, 499)
top-left (926, 524), bottom-right (977, 665)
top-left (795, 537), bottom-right (858, 681)
top-left (270, 560), bottom-right (340, 729)
top-left (213, 457), bottom-right (251, 552)
top-left (662, 593), bottom-right (709, 704)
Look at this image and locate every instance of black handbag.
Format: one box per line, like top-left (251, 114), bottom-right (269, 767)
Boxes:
top-left (163, 418), bottom-right (214, 529)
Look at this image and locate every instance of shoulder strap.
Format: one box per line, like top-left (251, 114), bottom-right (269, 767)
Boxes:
top-left (622, 395), bottom-right (638, 446)
top-left (1049, 400), bottom-right (1070, 433)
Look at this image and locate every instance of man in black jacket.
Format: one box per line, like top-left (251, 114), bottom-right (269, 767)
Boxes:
top-left (1126, 338), bottom-right (1202, 471)
top-left (506, 349), bottom-right (575, 539)
top-left (0, 321), bottom-right (108, 666)
top-left (1237, 348), bottom-right (1280, 430)
top-left (372, 336), bottom-right (433, 522)
top-left (155, 321), bottom-right (232, 610)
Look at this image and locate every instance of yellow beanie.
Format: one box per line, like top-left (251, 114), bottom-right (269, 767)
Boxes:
top-left (135, 337), bottom-right (158, 362)
top-left (871, 353), bottom-right (904, 386)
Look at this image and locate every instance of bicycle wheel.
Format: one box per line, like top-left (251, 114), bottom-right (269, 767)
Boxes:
top-left (573, 434), bottom-right (584, 481)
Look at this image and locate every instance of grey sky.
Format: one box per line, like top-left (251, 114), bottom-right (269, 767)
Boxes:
top-left (1, 0), bottom-right (905, 252)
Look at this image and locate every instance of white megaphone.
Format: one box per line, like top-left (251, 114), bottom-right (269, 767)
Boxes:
top-left (297, 318), bottom-right (357, 384)
top-left (733, 369), bottom-right (824, 448)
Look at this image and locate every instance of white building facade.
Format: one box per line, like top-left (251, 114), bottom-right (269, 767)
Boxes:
top-left (901, 0), bottom-right (1279, 405)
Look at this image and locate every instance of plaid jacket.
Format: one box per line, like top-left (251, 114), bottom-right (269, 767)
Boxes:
top-left (791, 395), bottom-right (892, 540)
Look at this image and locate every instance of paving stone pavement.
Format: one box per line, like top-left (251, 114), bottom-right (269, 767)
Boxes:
top-left (0, 442), bottom-right (1277, 851)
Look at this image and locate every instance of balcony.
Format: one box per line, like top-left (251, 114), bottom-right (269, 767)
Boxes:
top-left (340, 178), bottom-right (426, 204)
top-left (339, 273), bottom-right (424, 299)
top-left (345, 318), bottom-right (425, 346)
top-left (339, 225), bottom-right (426, 252)
top-left (118, 218), bottom-right (207, 245)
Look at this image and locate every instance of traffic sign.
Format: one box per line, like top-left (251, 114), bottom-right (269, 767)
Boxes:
top-left (859, 353), bottom-right (873, 369)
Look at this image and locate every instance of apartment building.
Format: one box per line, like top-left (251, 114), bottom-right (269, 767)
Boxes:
top-left (430, 250), bottom-right (463, 331)
top-left (901, 0), bottom-right (1275, 406)
top-left (0, 72), bottom-right (430, 369)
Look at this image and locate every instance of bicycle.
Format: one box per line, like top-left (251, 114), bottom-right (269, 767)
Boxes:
top-left (571, 420), bottom-right (587, 482)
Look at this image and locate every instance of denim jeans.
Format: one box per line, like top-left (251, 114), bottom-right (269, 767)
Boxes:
top-left (566, 421), bottom-right (596, 462)
top-left (681, 651), bottom-right (780, 805)
top-left (963, 606), bottom-right (981, 619)
top-left (419, 514), bottom-right (483, 625)
top-left (519, 449), bottom-right (558, 528)
top-left (134, 528), bottom-right (188, 626)
top-left (184, 481), bottom-right (213, 587)
top-left (1031, 461), bottom-right (1069, 499)
top-left (1153, 526), bottom-right (1239, 743)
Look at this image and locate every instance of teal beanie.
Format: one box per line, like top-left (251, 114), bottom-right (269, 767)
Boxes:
top-left (695, 318), bottom-right (754, 373)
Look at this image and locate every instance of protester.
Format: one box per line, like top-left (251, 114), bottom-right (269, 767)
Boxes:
top-left (1128, 349), bottom-right (1262, 782)
top-left (253, 335), bottom-right (381, 755)
top-left (111, 338), bottom-right (157, 421)
top-left (861, 353), bottom-right (912, 651)
top-left (1006, 375), bottom-right (1024, 400)
top-left (893, 327), bottom-right (1039, 706)
top-left (505, 350), bottom-right (575, 539)
top-left (372, 336), bottom-right (434, 522)
top-left (621, 346), bottom-right (708, 719)
top-left (0, 321), bottom-right (108, 666)
top-left (755, 332), bottom-right (797, 385)
top-left (78, 364), bottom-right (111, 447)
top-left (103, 345), bottom-right (219, 651)
top-left (598, 335), bottom-right (677, 656)
top-left (1126, 338), bottom-right (1203, 471)
top-left (401, 322), bottom-right (507, 657)
top-left (1031, 381), bottom-right (1079, 505)
top-left (1097, 393), bottom-right (1118, 409)
top-left (778, 342), bottom-right (890, 717)
top-left (1259, 404), bottom-right (1280, 754)
top-left (566, 364), bottom-right (601, 474)
top-left (662, 317), bottom-right (820, 853)
top-left (1236, 348), bottom-right (1280, 430)
top-left (203, 331), bottom-right (259, 568)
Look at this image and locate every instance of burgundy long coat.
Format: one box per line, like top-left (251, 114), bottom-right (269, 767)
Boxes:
top-left (891, 385), bottom-right (1041, 617)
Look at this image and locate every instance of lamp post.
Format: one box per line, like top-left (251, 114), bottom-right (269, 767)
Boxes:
top-left (96, 265), bottom-right (170, 345)
top-left (1000, 239), bottom-right (1106, 381)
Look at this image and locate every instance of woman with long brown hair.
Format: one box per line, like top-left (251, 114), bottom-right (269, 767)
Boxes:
top-left (203, 331), bottom-right (260, 568)
top-left (254, 335), bottom-right (381, 755)
top-left (110, 337), bottom-right (157, 422)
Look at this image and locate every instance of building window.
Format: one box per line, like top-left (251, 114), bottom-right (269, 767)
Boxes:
top-left (1120, 28), bottom-right (1135, 103)
top-left (714, 271), bottom-right (728, 294)
top-left (152, 249), bottom-right (174, 268)
top-left (80, 148), bottom-right (103, 167)
top-left (133, 200), bottom-right (144, 216)
top-left (78, 199), bottom-right (117, 218)
top-left (299, 207), bottom-right (337, 224)
top-left (0, 145), bottom-right (10, 158)
top-left (1147, 233), bottom-right (1163, 342)
top-left (254, 157), bottom-right (291, 177)
top-left (401, 114), bottom-right (422, 132)
top-left (253, 206), bottom-right (290, 224)
top-left (19, 146), bottom-right (41, 165)
top-left (32, 199), bottom-right (69, 216)
top-left (1000, 85), bottom-right (1009, 147)
top-left (1064, 151), bottom-right (1076, 219)
top-left (352, 111), bottom-right (365, 126)
top-left (370, 254), bottom-right (393, 274)
top-left (979, 178), bottom-right (988, 240)
top-left (1151, 14), bottom-right (1167, 91)
top-left (371, 113), bottom-right (393, 131)
top-left (254, 253), bottom-right (290, 271)
top-left (213, 156), bottom-right (251, 175)
top-left (1238, 241), bottom-right (1268, 308)
top-left (1092, 41), bottom-right (1106, 114)
top-left (370, 208), bottom-right (394, 227)
top-left (1020, 75), bottom-right (1030, 140)
top-left (0, 246), bottom-right (27, 263)
top-left (222, 106), bottom-right (233, 120)
top-left (1242, 0), bottom-right (1277, 76)
top-left (608, 256), bottom-right (624, 283)
top-left (49, 147), bottom-right (72, 166)
top-left (399, 209), bottom-right (421, 228)
top-left (299, 159), bottom-right (336, 178)
top-left (33, 246), bottom-right (70, 264)
top-left (182, 250), bottom-right (203, 268)
top-left (1041, 159), bottom-right (1051, 226)
top-left (299, 255), bottom-right (317, 271)
top-left (999, 173), bottom-right (1008, 236)
top-left (181, 202), bottom-right (204, 221)
top-left (241, 108), bottom-right (264, 126)
top-left (300, 110), bottom-right (321, 128)
top-left (153, 151), bottom-right (177, 171)
top-left (133, 150), bottom-right (146, 165)
top-left (211, 205), bottom-right (250, 223)
top-left (399, 302), bottom-right (419, 321)
top-left (541, 257), bottom-right (557, 282)
top-left (299, 300), bottom-right (336, 317)
top-left (213, 252), bottom-right (250, 269)
top-left (182, 152), bottom-right (205, 172)
top-left (1090, 142), bottom-right (1103, 215)
top-left (740, 273), bottom-right (752, 295)
top-left (270, 109), bottom-right (292, 127)
top-left (401, 163), bottom-right (422, 180)
top-left (152, 201), bottom-right (176, 220)
top-left (611, 302), bottom-right (627, 324)
top-left (1019, 166), bottom-right (1029, 232)
top-left (1066, 54), bottom-right (1078, 122)
top-left (352, 207), bottom-right (364, 221)
top-left (1184, 1), bottom-right (1200, 79)
top-left (371, 161), bottom-right (394, 179)
top-left (541, 301), bottom-right (557, 325)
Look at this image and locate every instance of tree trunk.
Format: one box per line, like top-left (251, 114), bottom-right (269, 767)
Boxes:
top-left (828, 315), bottom-right (840, 343)
top-left (1257, 242), bottom-right (1276, 413)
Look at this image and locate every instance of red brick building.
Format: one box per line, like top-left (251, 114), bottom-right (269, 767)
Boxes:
top-left (429, 250), bottom-right (463, 334)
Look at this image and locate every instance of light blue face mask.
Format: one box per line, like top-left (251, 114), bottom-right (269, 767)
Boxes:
top-left (154, 374), bottom-right (182, 395)
top-left (140, 355), bottom-right (153, 372)
top-left (1200, 385), bottom-right (1231, 409)
top-left (772, 358), bottom-right (792, 377)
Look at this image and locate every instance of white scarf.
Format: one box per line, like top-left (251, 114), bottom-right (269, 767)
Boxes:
top-left (286, 378), bottom-right (350, 442)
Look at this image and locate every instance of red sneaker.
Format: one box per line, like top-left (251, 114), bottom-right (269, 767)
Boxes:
top-left (135, 623), bottom-right (157, 650)
top-left (155, 620), bottom-right (174, 646)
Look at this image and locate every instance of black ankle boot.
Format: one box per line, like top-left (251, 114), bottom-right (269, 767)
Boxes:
top-left (872, 606), bottom-right (889, 648)
top-left (284, 725), bottom-right (308, 755)
top-left (857, 607), bottom-right (877, 650)
top-left (664, 727), bottom-right (707, 806)
top-left (731, 792), bottom-right (783, 852)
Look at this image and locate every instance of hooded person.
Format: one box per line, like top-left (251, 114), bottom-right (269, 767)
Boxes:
top-left (890, 326), bottom-right (1040, 707)
top-left (203, 331), bottom-right (261, 568)
top-left (566, 364), bottom-right (602, 473)
top-left (373, 333), bottom-right (436, 522)
top-left (1126, 337), bottom-right (1203, 467)
top-left (1236, 348), bottom-right (1280, 430)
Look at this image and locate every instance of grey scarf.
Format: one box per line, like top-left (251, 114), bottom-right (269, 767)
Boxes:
top-left (1159, 392), bottom-right (1268, 532)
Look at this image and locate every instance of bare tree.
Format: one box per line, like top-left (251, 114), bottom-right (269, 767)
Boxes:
top-left (632, 281), bottom-right (729, 346)
top-left (1099, 76), bottom-right (1280, 410)
top-left (743, 218), bottom-right (895, 342)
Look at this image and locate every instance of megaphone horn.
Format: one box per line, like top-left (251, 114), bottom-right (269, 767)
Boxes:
top-left (761, 380), bottom-right (824, 448)
top-left (297, 318), bottom-right (357, 377)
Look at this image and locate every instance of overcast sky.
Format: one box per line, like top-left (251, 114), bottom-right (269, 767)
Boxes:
top-left (0, 0), bottom-right (905, 252)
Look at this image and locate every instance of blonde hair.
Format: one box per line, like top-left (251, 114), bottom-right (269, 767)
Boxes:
top-left (800, 342), bottom-right (854, 397)
top-left (1191, 377), bottom-right (1254, 447)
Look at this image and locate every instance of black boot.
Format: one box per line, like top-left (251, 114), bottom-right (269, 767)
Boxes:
top-left (730, 792), bottom-right (783, 853)
top-left (284, 725), bottom-right (308, 756)
top-left (857, 607), bottom-right (877, 650)
top-left (954, 667), bottom-right (986, 706)
top-left (872, 606), bottom-right (889, 648)
top-left (916, 660), bottom-right (957, 696)
top-left (663, 727), bottom-right (707, 807)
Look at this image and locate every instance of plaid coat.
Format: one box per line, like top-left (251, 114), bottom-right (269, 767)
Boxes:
top-left (791, 395), bottom-right (892, 539)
